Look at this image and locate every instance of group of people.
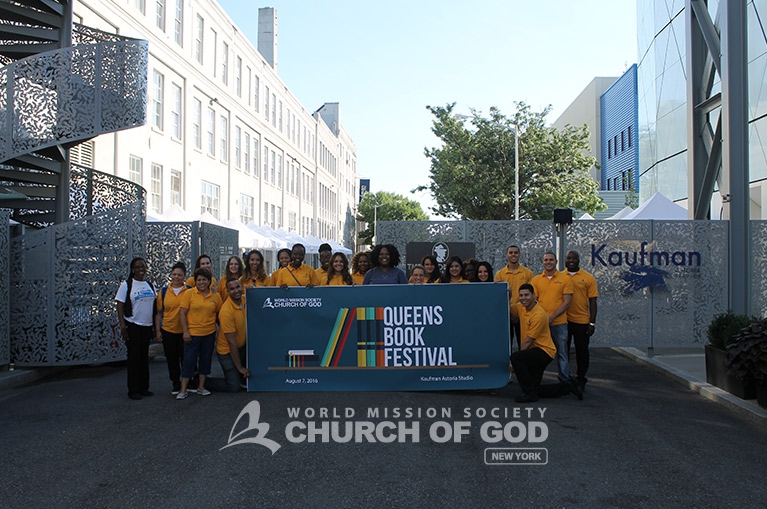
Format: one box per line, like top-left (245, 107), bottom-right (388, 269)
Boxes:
top-left (115, 241), bottom-right (598, 405)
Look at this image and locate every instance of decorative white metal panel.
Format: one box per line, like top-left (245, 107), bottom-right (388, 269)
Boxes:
top-left (0, 210), bottom-right (8, 366)
top-left (751, 221), bottom-right (767, 318)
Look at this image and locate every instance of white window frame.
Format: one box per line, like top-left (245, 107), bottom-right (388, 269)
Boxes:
top-left (170, 169), bottom-right (181, 205)
top-left (195, 15), bottom-right (204, 64)
top-left (207, 107), bottom-right (215, 156)
top-left (151, 70), bottom-right (164, 129)
top-left (220, 116), bottom-right (228, 162)
top-left (192, 97), bottom-right (201, 149)
top-left (170, 83), bottom-right (182, 139)
top-left (201, 180), bottom-right (220, 219)
top-left (240, 194), bottom-right (254, 224)
top-left (129, 155), bottom-right (143, 184)
top-left (150, 163), bottom-right (163, 213)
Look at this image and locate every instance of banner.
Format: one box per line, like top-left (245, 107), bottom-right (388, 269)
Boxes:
top-left (246, 283), bottom-right (511, 391)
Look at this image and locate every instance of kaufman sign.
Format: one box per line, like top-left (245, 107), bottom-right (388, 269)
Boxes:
top-left (245, 284), bottom-right (511, 391)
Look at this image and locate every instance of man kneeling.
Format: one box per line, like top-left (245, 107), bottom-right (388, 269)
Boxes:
top-left (510, 284), bottom-right (582, 402)
top-left (206, 278), bottom-right (250, 392)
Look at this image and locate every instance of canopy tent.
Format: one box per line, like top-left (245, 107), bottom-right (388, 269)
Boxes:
top-left (622, 192), bottom-right (688, 220)
top-left (608, 206), bottom-right (635, 219)
top-left (328, 239), bottom-right (353, 255)
top-left (223, 219), bottom-right (278, 250)
top-left (577, 212), bottom-right (595, 220)
top-left (246, 222), bottom-right (290, 250)
top-left (197, 211), bottom-right (222, 225)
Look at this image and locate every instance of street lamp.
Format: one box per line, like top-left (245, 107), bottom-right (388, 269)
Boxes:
top-left (373, 201), bottom-right (381, 245)
top-left (514, 123), bottom-right (519, 221)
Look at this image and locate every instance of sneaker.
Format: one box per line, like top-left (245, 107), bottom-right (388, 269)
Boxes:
top-left (187, 388), bottom-right (198, 394)
top-left (171, 389), bottom-right (180, 395)
top-left (197, 388), bottom-right (211, 396)
top-left (176, 392), bottom-right (188, 400)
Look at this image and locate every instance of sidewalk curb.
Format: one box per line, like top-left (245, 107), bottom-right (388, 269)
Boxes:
top-left (613, 347), bottom-right (767, 426)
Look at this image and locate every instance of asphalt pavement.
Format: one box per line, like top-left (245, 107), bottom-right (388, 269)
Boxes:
top-left (1, 348), bottom-right (766, 508)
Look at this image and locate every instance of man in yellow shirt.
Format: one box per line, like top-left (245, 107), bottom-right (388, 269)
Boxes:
top-left (206, 278), bottom-right (250, 392)
top-left (531, 251), bottom-right (573, 383)
top-left (274, 243), bottom-right (320, 287)
top-left (510, 284), bottom-right (582, 402)
top-left (494, 245), bottom-right (534, 350)
top-left (564, 250), bottom-right (598, 393)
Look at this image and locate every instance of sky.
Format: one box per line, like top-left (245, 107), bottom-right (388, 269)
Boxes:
top-left (218, 0), bottom-right (638, 217)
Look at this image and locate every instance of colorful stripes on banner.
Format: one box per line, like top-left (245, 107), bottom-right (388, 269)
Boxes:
top-left (321, 307), bottom-right (388, 367)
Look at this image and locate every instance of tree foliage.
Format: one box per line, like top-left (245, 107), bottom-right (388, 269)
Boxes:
top-left (416, 103), bottom-right (606, 220)
top-left (356, 191), bottom-right (429, 245)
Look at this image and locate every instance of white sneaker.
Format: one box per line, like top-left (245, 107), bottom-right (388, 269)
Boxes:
top-left (176, 392), bottom-right (188, 400)
top-left (197, 388), bottom-right (211, 396)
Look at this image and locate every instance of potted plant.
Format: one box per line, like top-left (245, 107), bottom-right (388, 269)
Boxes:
top-left (705, 310), bottom-right (758, 399)
top-left (727, 318), bottom-right (767, 408)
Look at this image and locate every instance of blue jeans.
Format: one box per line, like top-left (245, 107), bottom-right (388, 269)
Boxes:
top-left (181, 333), bottom-right (216, 378)
top-left (550, 323), bottom-right (570, 382)
top-left (206, 347), bottom-right (246, 393)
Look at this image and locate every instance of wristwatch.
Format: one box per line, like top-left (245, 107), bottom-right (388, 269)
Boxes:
top-left (589, 323), bottom-right (596, 327)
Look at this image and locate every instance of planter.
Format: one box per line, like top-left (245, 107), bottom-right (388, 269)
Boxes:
top-left (705, 344), bottom-right (757, 399)
top-left (758, 382), bottom-right (767, 409)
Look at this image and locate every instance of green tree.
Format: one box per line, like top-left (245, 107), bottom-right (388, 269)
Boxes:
top-left (416, 103), bottom-right (606, 220)
top-left (356, 191), bottom-right (428, 245)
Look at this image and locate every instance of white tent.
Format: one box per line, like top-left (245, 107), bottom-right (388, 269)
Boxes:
top-left (608, 206), bottom-right (635, 219)
top-left (161, 204), bottom-right (191, 221)
top-left (578, 212), bottom-right (595, 220)
top-left (197, 210), bottom-right (222, 225)
top-left (328, 239), bottom-right (353, 255)
top-left (622, 192), bottom-right (688, 220)
top-left (246, 222), bottom-right (290, 249)
top-left (224, 219), bottom-right (275, 249)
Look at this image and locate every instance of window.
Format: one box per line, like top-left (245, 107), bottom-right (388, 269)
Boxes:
top-left (263, 146), bottom-right (269, 180)
top-left (150, 163), bottom-right (163, 213)
top-left (234, 126), bottom-right (241, 169)
top-left (263, 202), bottom-right (269, 226)
top-left (155, 0), bottom-right (166, 31)
top-left (264, 86), bottom-right (270, 121)
top-left (192, 98), bottom-right (201, 149)
top-left (201, 180), bottom-right (220, 219)
top-left (253, 137), bottom-right (259, 178)
top-left (211, 29), bottom-right (217, 77)
top-left (220, 116), bottom-right (228, 162)
top-left (173, 0), bottom-right (183, 45)
top-left (235, 56), bottom-right (242, 97)
top-left (621, 131), bottom-right (625, 152)
top-left (70, 140), bottom-right (94, 167)
top-left (276, 153), bottom-right (282, 189)
top-left (151, 70), bottom-right (164, 129)
top-left (134, 0), bottom-right (146, 15)
top-left (171, 83), bottom-right (182, 139)
top-left (614, 135), bottom-right (618, 156)
top-left (129, 155), bottom-right (143, 184)
top-left (221, 41), bottom-right (229, 85)
top-left (254, 75), bottom-right (260, 113)
top-left (271, 93), bottom-right (276, 126)
top-left (243, 132), bottom-right (250, 174)
top-left (288, 211), bottom-right (296, 232)
top-left (278, 100), bottom-right (283, 131)
top-left (269, 149), bottom-right (275, 184)
top-left (170, 169), bottom-right (181, 205)
top-left (607, 140), bottom-right (611, 159)
top-left (240, 194), bottom-right (254, 224)
top-left (207, 107), bottom-right (215, 156)
top-left (276, 206), bottom-right (282, 229)
top-left (195, 15), bottom-right (204, 64)
top-left (270, 204), bottom-right (276, 229)
top-left (628, 126), bottom-right (632, 148)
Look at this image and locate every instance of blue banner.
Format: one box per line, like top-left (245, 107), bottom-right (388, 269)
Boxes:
top-left (245, 283), bottom-right (511, 391)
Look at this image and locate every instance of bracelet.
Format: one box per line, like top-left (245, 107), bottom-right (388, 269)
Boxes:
top-left (589, 323), bottom-right (596, 327)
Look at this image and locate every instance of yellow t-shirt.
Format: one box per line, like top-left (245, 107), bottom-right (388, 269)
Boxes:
top-left (155, 285), bottom-right (189, 334)
top-left (315, 267), bottom-right (327, 282)
top-left (180, 287), bottom-right (222, 336)
top-left (441, 278), bottom-right (469, 283)
top-left (494, 264), bottom-right (534, 304)
top-left (511, 302), bottom-right (556, 358)
top-left (218, 274), bottom-right (241, 302)
top-left (216, 296), bottom-right (247, 355)
top-left (186, 275), bottom-right (217, 293)
top-left (240, 274), bottom-right (271, 289)
top-left (322, 273), bottom-right (352, 286)
top-left (274, 264), bottom-right (320, 287)
top-left (564, 269), bottom-right (598, 324)
top-left (352, 272), bottom-right (364, 286)
top-left (531, 271), bottom-right (574, 326)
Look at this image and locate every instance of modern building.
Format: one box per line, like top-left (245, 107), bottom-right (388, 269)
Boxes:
top-left (601, 64), bottom-right (639, 194)
top-left (637, 0), bottom-right (767, 218)
top-left (74, 0), bottom-right (360, 247)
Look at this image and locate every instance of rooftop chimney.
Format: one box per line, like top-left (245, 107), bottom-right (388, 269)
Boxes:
top-left (258, 7), bottom-right (278, 70)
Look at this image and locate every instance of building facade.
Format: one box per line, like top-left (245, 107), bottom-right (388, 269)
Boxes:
top-left (73, 0), bottom-right (360, 247)
top-left (601, 64), bottom-right (639, 193)
top-left (637, 0), bottom-right (767, 217)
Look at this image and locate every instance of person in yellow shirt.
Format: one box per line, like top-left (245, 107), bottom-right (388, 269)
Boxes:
top-left (274, 243), bottom-right (320, 287)
top-left (510, 284), bottom-right (582, 402)
top-left (440, 256), bottom-right (469, 283)
top-left (219, 255), bottom-right (243, 301)
top-left (269, 248), bottom-right (292, 286)
top-left (315, 243), bottom-right (332, 282)
top-left (351, 251), bottom-right (370, 285)
top-left (177, 268), bottom-right (222, 399)
top-left (531, 251), bottom-right (573, 383)
top-left (494, 245), bottom-right (534, 350)
top-left (241, 249), bottom-right (270, 289)
top-left (409, 265), bottom-right (426, 284)
top-left (421, 255), bottom-right (442, 283)
top-left (185, 254), bottom-right (217, 293)
top-left (322, 253), bottom-right (354, 286)
top-left (564, 250), bottom-right (598, 393)
top-left (205, 278), bottom-right (250, 392)
top-left (154, 261), bottom-right (190, 395)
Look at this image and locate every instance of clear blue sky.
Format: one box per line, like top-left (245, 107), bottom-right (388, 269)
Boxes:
top-left (218, 0), bottom-right (637, 217)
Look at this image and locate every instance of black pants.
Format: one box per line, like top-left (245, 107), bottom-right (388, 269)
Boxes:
top-left (567, 322), bottom-right (590, 384)
top-left (510, 318), bottom-right (522, 352)
top-left (511, 348), bottom-right (552, 397)
top-left (126, 322), bottom-right (152, 395)
top-left (162, 330), bottom-right (184, 390)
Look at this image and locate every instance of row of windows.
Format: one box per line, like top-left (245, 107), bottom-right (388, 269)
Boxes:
top-left (607, 125), bottom-right (633, 159)
top-left (134, 0), bottom-right (184, 46)
top-left (128, 155), bottom-right (182, 214)
top-left (606, 169), bottom-right (635, 191)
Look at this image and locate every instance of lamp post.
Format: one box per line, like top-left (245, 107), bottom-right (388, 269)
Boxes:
top-left (373, 201), bottom-right (381, 245)
top-left (514, 123), bottom-right (519, 221)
